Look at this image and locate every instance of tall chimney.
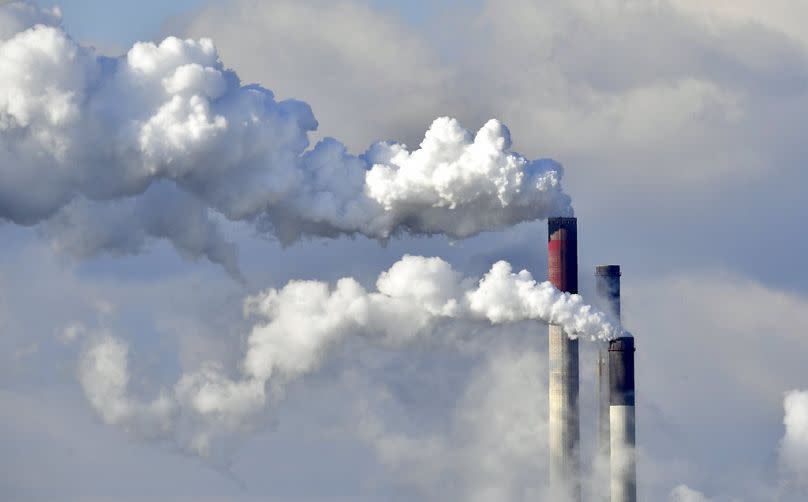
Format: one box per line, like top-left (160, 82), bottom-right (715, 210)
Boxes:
top-left (609, 336), bottom-right (636, 502)
top-left (548, 217), bottom-right (580, 501)
top-left (595, 265), bottom-right (621, 487)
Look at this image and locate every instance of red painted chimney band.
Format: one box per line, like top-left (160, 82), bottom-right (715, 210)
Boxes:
top-left (548, 217), bottom-right (578, 294)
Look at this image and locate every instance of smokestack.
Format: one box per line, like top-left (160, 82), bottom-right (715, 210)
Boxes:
top-left (594, 265), bottom-right (621, 319)
top-left (547, 217), bottom-right (580, 501)
top-left (609, 336), bottom-right (636, 502)
top-left (595, 265), bottom-right (621, 483)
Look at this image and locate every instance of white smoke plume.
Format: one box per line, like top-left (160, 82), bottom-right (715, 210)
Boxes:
top-left (78, 255), bottom-right (624, 455)
top-left (0, 0), bottom-right (59, 38)
top-left (0, 1), bottom-right (572, 274)
top-left (40, 183), bottom-right (244, 281)
top-left (668, 485), bottom-right (714, 502)
top-left (78, 335), bottom-right (176, 438)
top-left (781, 390), bottom-right (808, 486)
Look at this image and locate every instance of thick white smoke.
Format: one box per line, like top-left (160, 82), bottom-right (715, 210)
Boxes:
top-left (0, 1), bottom-right (572, 275)
top-left (781, 390), bottom-right (808, 486)
top-left (78, 255), bottom-right (624, 455)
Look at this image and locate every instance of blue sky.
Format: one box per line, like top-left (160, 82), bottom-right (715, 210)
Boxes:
top-left (41, 0), bottom-right (478, 50)
top-left (41, 0), bottom-right (208, 47)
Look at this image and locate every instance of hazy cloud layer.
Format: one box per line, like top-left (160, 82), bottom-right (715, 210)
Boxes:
top-left (3, 235), bottom-right (808, 500)
top-left (356, 347), bottom-right (554, 501)
top-left (180, 0), bottom-right (456, 151)
top-left (40, 183), bottom-right (244, 280)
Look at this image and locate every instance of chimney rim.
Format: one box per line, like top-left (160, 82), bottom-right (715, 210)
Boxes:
top-left (595, 264), bottom-right (621, 277)
top-left (608, 336), bottom-right (635, 352)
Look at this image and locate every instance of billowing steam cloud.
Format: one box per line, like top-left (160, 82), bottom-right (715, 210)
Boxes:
top-left (781, 390), bottom-right (808, 485)
top-left (79, 255), bottom-right (624, 455)
top-left (0, 2), bottom-right (572, 278)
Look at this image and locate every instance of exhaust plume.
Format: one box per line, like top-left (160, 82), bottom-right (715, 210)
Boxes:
top-left (0, 1), bottom-right (572, 274)
top-left (78, 334), bottom-right (176, 438)
top-left (781, 390), bottom-right (808, 486)
top-left (78, 255), bottom-right (625, 455)
top-left (40, 182), bottom-right (244, 281)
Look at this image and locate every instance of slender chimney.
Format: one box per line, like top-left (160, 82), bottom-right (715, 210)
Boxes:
top-left (594, 265), bottom-right (621, 319)
top-left (609, 336), bottom-right (636, 502)
top-left (595, 265), bottom-right (621, 486)
top-left (547, 217), bottom-right (580, 501)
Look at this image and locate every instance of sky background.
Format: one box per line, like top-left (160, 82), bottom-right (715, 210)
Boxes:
top-left (2, 1), bottom-right (808, 501)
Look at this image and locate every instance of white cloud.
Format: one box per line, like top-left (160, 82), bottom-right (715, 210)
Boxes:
top-left (78, 335), bottom-right (175, 437)
top-left (0, 0), bottom-right (60, 39)
top-left (177, 0), bottom-right (808, 207)
top-left (669, 484), bottom-right (714, 502)
top-left (4, 0), bottom-right (808, 499)
top-left (631, 272), bottom-right (808, 419)
top-left (781, 390), bottom-right (808, 486)
top-left (40, 183), bottom-right (244, 281)
top-left (669, 0), bottom-right (808, 47)
top-left (180, 0), bottom-right (454, 151)
top-left (60, 321), bottom-right (86, 344)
